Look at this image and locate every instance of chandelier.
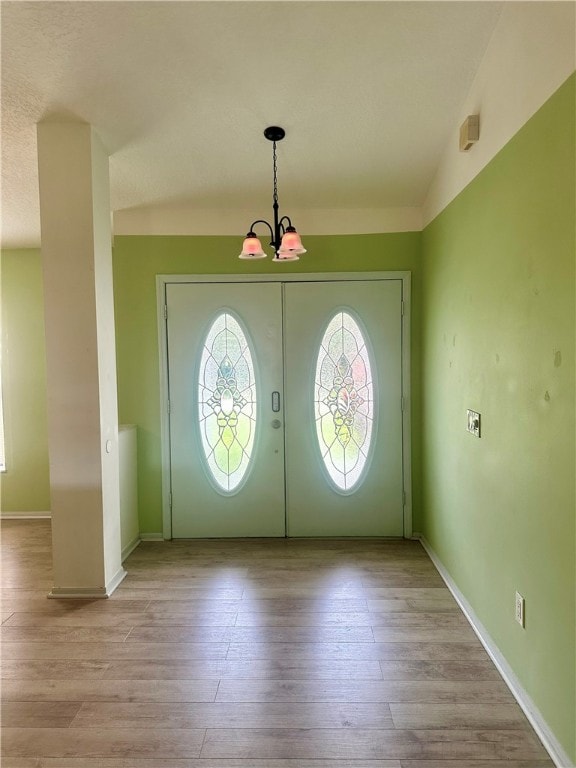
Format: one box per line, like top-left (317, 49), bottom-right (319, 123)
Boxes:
top-left (239, 126), bottom-right (306, 262)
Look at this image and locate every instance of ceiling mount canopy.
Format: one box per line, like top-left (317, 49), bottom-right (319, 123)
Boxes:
top-left (239, 126), bottom-right (306, 262)
top-left (263, 125), bottom-right (285, 143)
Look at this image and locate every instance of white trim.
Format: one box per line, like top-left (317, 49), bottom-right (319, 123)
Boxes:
top-left (400, 274), bottom-right (412, 539)
top-left (159, 271), bottom-right (411, 284)
top-left (48, 587), bottom-right (109, 599)
top-left (157, 272), bottom-right (412, 540)
top-left (105, 566), bottom-right (128, 596)
top-left (121, 535), bottom-right (141, 562)
top-left (1, 511), bottom-right (51, 519)
top-left (139, 532), bottom-right (164, 542)
top-left (48, 567), bottom-right (128, 600)
top-left (417, 534), bottom-right (574, 768)
top-left (115, 206), bottom-right (422, 237)
top-left (156, 277), bottom-right (172, 540)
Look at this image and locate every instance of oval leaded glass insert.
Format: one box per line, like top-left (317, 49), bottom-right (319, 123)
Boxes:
top-left (314, 310), bottom-right (375, 492)
top-left (198, 312), bottom-right (257, 493)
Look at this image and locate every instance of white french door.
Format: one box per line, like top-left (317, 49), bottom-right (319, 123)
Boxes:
top-left (284, 281), bottom-right (403, 536)
top-left (166, 282), bottom-right (285, 537)
top-left (165, 278), bottom-right (405, 538)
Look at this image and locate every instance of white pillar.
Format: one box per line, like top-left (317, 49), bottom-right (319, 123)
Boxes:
top-left (37, 121), bottom-right (125, 597)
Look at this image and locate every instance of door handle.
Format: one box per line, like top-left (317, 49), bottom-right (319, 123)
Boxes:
top-left (271, 391), bottom-right (281, 412)
top-left (271, 419), bottom-right (282, 429)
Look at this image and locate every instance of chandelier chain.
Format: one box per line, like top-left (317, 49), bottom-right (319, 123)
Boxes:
top-left (272, 140), bottom-right (278, 206)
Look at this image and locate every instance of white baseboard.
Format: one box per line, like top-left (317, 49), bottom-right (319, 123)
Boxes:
top-left (106, 566), bottom-right (128, 595)
top-left (121, 535), bottom-right (141, 561)
top-left (416, 534), bottom-right (574, 768)
top-left (1, 511), bottom-right (51, 519)
top-left (139, 532), bottom-right (164, 541)
top-left (48, 586), bottom-right (109, 599)
top-left (48, 566), bottom-right (128, 599)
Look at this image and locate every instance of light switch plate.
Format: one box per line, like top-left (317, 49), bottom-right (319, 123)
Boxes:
top-left (467, 409), bottom-right (481, 437)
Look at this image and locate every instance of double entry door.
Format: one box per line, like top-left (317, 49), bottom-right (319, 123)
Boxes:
top-left (166, 279), bottom-right (404, 538)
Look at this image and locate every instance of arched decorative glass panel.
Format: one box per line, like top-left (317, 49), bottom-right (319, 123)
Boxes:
top-left (314, 310), bottom-right (375, 493)
top-left (198, 312), bottom-right (257, 493)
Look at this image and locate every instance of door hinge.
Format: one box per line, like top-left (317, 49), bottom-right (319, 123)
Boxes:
top-left (402, 490), bottom-right (406, 507)
top-left (164, 305), bottom-right (168, 320)
top-left (401, 396), bottom-right (405, 412)
top-left (169, 492), bottom-right (172, 509)
top-left (401, 300), bottom-right (405, 317)
top-left (167, 399), bottom-right (171, 414)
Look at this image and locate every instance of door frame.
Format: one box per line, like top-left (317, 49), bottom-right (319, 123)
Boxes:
top-left (157, 271), bottom-right (412, 539)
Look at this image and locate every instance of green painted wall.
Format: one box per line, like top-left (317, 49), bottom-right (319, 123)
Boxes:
top-left (0, 249), bottom-right (51, 511)
top-left (421, 74), bottom-right (575, 762)
top-left (112, 233), bottom-right (422, 534)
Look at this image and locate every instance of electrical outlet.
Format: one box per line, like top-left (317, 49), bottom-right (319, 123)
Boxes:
top-left (467, 409), bottom-right (481, 437)
top-left (515, 591), bottom-right (525, 627)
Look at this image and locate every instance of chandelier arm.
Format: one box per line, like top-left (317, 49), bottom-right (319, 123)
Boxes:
top-left (278, 216), bottom-right (293, 235)
top-left (248, 219), bottom-right (275, 245)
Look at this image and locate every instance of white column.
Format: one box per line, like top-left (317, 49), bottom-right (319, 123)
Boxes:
top-left (37, 121), bottom-right (125, 597)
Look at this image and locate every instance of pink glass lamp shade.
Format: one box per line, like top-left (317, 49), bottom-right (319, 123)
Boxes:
top-left (273, 227), bottom-right (306, 262)
top-left (272, 250), bottom-right (299, 262)
top-left (280, 227), bottom-right (306, 254)
top-left (239, 233), bottom-right (267, 259)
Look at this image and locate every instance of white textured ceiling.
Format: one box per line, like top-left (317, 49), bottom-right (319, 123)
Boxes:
top-left (1, 1), bottom-right (505, 247)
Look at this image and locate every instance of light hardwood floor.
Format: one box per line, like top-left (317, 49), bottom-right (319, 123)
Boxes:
top-left (1, 519), bottom-right (554, 767)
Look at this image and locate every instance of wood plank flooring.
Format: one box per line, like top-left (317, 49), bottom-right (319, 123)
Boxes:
top-left (1, 520), bottom-right (553, 767)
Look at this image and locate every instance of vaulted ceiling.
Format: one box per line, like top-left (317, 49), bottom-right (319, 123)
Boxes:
top-left (1, 1), bottom-right (505, 247)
